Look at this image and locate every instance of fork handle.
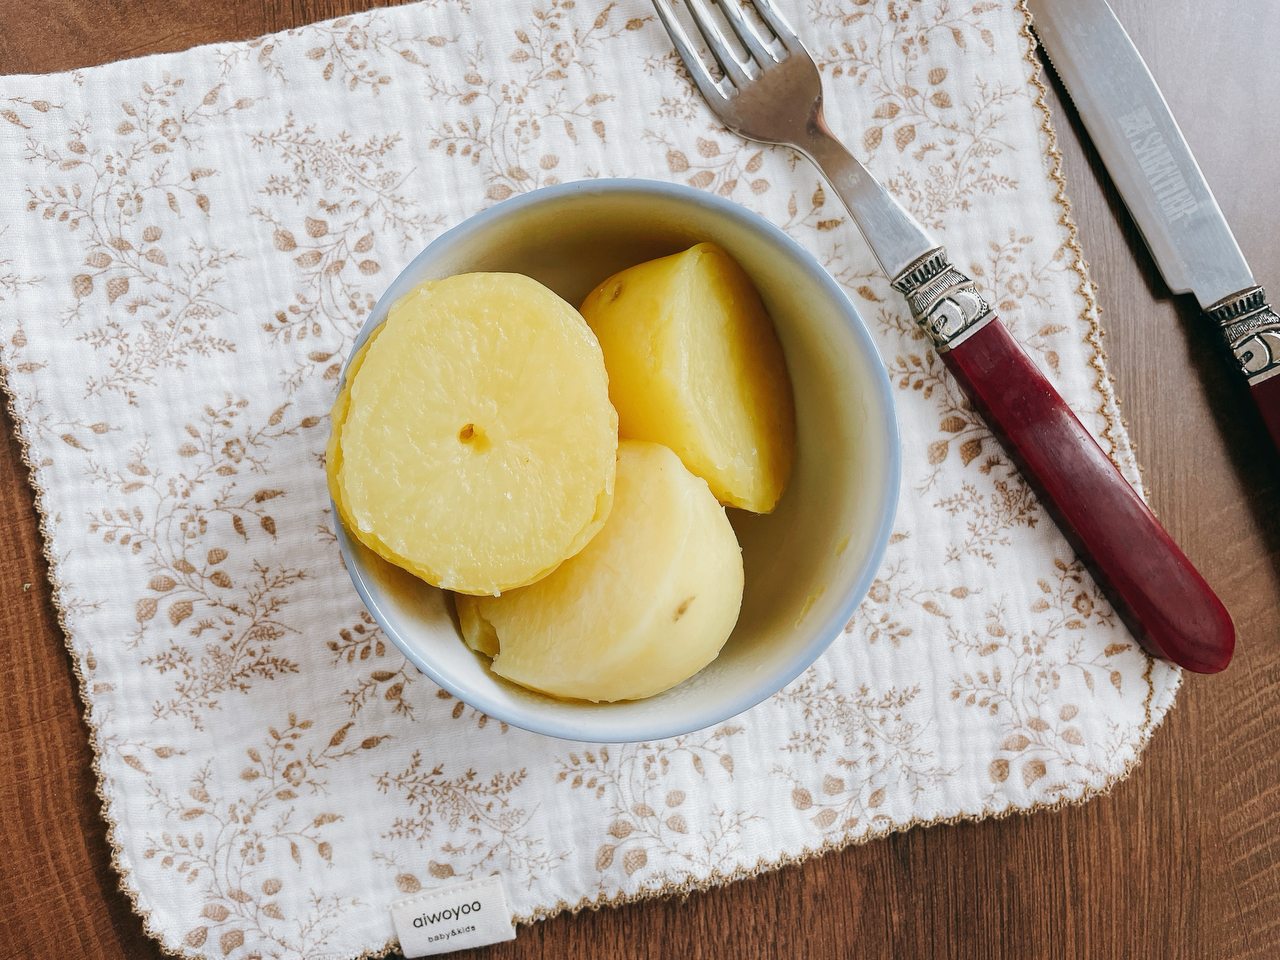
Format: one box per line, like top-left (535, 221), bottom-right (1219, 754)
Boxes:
top-left (800, 127), bottom-right (938, 281)
top-left (943, 314), bottom-right (1234, 672)
top-left (886, 247), bottom-right (1234, 672)
top-left (803, 128), bottom-right (1233, 670)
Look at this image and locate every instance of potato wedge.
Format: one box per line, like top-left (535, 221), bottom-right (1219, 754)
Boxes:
top-left (465, 440), bottom-right (744, 702)
top-left (580, 242), bottom-right (795, 513)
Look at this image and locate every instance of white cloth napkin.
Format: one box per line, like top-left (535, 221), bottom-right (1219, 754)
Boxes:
top-left (0, 0), bottom-right (1177, 955)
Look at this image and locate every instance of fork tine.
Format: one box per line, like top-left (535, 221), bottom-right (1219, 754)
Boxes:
top-left (747, 0), bottom-right (804, 53)
top-left (685, 0), bottom-right (756, 87)
top-left (713, 0), bottom-right (782, 65)
top-left (651, 0), bottom-right (734, 103)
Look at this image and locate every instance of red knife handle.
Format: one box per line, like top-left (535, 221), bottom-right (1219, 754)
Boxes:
top-left (1206, 285), bottom-right (1280, 455)
top-left (943, 318), bottom-right (1234, 673)
top-left (1250, 374), bottom-right (1280, 453)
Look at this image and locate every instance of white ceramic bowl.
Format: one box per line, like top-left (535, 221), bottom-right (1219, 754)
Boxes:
top-left (333, 179), bottom-right (900, 742)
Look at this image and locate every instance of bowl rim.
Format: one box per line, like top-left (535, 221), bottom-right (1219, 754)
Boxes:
top-left (333, 177), bottom-right (902, 742)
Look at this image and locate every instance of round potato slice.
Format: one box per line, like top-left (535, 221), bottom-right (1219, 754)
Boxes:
top-left (327, 323), bottom-right (391, 552)
top-left (467, 440), bottom-right (744, 703)
top-left (334, 273), bottom-right (618, 596)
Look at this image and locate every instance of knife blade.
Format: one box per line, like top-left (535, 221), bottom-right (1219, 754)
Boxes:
top-left (1027, 0), bottom-right (1280, 451)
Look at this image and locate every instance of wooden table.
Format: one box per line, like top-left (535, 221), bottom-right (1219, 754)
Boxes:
top-left (2, 1), bottom-right (1277, 957)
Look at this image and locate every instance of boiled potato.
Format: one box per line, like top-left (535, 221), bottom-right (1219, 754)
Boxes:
top-left (330, 273), bottom-right (618, 596)
top-left (327, 323), bottom-right (389, 552)
top-left (455, 593), bottom-right (499, 657)
top-left (580, 242), bottom-right (795, 513)
top-left (460, 440), bottom-right (744, 702)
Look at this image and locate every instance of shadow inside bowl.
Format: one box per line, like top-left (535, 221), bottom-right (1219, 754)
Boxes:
top-left (337, 180), bottom-right (900, 742)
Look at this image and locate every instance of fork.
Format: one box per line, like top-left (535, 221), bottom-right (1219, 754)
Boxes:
top-left (652, 0), bottom-right (1234, 672)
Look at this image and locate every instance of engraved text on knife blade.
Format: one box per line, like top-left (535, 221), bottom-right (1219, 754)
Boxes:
top-left (1118, 106), bottom-right (1198, 223)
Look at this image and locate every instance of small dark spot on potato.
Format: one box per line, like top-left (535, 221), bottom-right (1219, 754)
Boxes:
top-left (457, 423), bottom-right (491, 452)
top-left (673, 596), bottom-right (696, 621)
top-left (608, 282), bottom-right (623, 303)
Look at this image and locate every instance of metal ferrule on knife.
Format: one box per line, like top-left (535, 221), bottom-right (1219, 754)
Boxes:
top-left (1207, 286), bottom-right (1280, 386)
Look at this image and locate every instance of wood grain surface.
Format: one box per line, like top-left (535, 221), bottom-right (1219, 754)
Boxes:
top-left (2, 1), bottom-right (1278, 957)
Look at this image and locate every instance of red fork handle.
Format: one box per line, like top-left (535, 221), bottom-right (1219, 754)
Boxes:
top-left (944, 317), bottom-right (1234, 673)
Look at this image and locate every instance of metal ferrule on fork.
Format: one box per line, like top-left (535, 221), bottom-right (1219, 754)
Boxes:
top-left (890, 248), bottom-right (995, 352)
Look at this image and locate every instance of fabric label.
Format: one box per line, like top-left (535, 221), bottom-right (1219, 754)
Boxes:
top-left (390, 875), bottom-right (516, 957)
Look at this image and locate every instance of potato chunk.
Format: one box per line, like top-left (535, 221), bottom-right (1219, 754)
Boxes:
top-left (455, 593), bottom-right (500, 657)
top-left (462, 440), bottom-right (744, 702)
top-left (580, 242), bottom-right (795, 513)
top-left (327, 323), bottom-right (388, 551)
top-left (330, 273), bottom-right (618, 596)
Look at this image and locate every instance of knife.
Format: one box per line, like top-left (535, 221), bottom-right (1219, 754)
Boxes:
top-left (1027, 0), bottom-right (1280, 451)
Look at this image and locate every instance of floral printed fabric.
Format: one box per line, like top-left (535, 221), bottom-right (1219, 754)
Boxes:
top-left (0, 1), bottom-right (1178, 956)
